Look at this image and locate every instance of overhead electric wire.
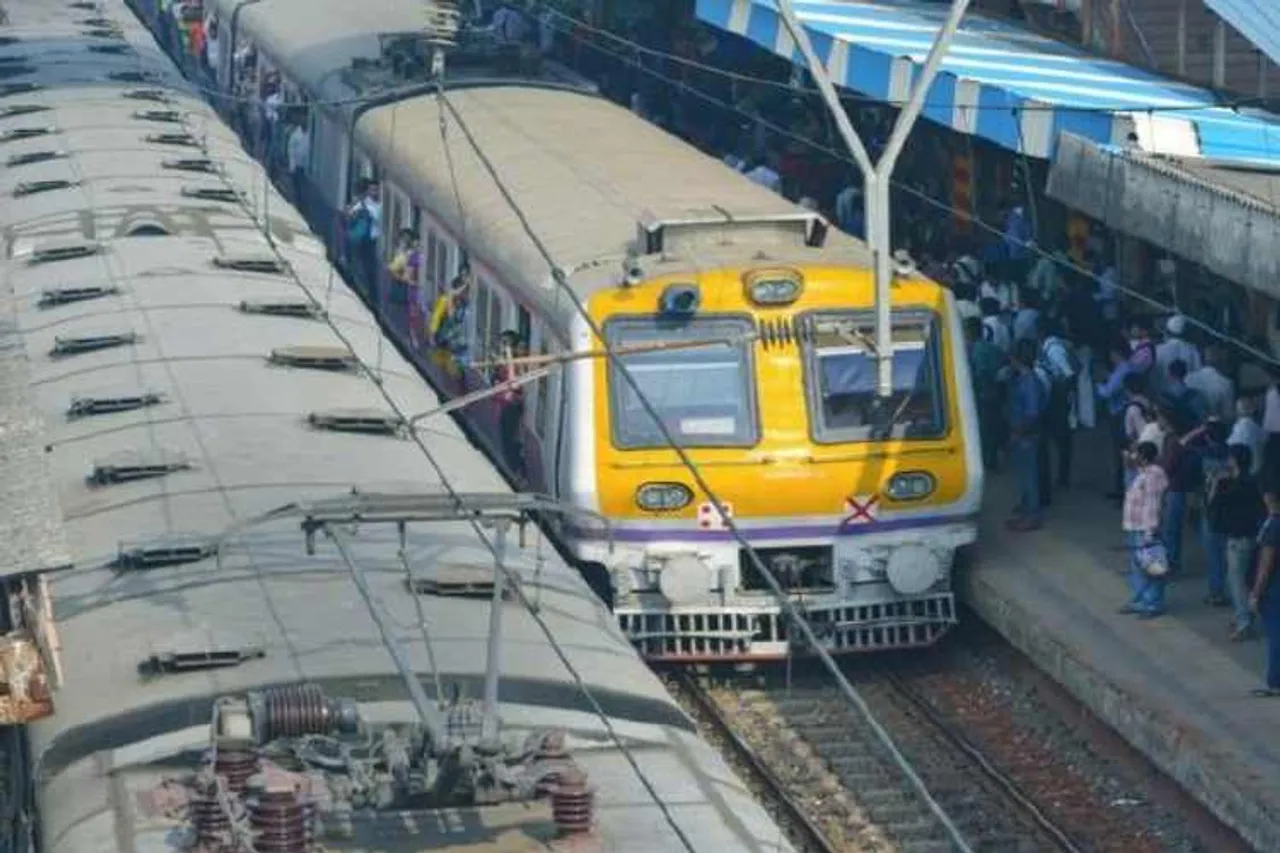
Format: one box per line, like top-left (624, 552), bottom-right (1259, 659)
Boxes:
top-left (118, 7), bottom-right (1280, 117)
top-left (431, 83), bottom-right (976, 853)
top-left (10, 16), bottom-right (706, 853)
top-left (544, 16), bottom-right (1280, 367)
top-left (537, 5), bottom-right (1267, 117)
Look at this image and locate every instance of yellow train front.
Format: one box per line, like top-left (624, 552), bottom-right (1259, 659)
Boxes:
top-left (568, 232), bottom-right (983, 661)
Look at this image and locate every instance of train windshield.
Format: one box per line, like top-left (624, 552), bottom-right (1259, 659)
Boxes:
top-left (802, 310), bottom-right (947, 443)
top-left (605, 315), bottom-right (758, 449)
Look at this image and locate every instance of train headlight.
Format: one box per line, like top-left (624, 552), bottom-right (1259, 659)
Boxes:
top-left (743, 269), bottom-right (803, 306)
top-left (636, 482), bottom-right (693, 511)
top-left (885, 471), bottom-right (936, 502)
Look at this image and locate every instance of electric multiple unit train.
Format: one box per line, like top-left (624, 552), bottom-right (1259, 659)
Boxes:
top-left (0, 3), bottom-right (795, 851)
top-left (176, 0), bottom-right (983, 660)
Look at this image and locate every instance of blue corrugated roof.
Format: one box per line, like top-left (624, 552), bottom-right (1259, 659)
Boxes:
top-left (695, 0), bottom-right (1280, 163)
top-left (1206, 0), bottom-right (1280, 70)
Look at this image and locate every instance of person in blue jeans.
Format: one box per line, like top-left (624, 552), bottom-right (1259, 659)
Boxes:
top-left (1193, 420), bottom-right (1230, 605)
top-left (1206, 444), bottom-right (1264, 641)
top-left (1120, 441), bottom-right (1169, 619)
top-left (1249, 490), bottom-right (1280, 697)
top-left (1005, 339), bottom-right (1045, 532)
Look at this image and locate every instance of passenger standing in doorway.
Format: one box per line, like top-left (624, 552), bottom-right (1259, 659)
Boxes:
top-left (345, 180), bottom-right (382, 306)
top-left (1121, 441), bottom-right (1169, 619)
top-left (1006, 339), bottom-right (1045, 532)
top-left (387, 230), bottom-right (422, 344)
top-left (286, 115), bottom-right (310, 216)
top-left (493, 330), bottom-right (528, 482)
top-left (1249, 490), bottom-right (1280, 697)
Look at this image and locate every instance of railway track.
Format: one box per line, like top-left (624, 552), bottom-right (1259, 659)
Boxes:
top-left (663, 664), bottom-right (1083, 853)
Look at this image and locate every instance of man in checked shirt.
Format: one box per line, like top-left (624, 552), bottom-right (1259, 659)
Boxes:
top-left (1120, 441), bottom-right (1170, 620)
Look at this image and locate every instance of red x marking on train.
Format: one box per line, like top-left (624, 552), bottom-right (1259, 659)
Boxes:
top-left (842, 494), bottom-right (879, 525)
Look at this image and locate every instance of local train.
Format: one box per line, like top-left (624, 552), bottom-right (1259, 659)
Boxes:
top-left (150, 0), bottom-right (983, 661)
top-left (0, 3), bottom-right (792, 851)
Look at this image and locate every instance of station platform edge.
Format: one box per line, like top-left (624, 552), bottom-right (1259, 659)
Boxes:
top-left (961, 427), bottom-right (1280, 852)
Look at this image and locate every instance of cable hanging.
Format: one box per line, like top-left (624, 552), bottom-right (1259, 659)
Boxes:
top-left (432, 86), bottom-right (975, 851)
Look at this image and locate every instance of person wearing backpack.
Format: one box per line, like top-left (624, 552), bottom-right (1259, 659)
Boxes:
top-left (1007, 338), bottom-right (1046, 532)
top-left (1037, 318), bottom-right (1078, 505)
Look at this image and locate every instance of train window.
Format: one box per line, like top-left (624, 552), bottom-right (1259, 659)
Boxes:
top-left (534, 338), bottom-right (551, 437)
top-left (800, 310), bottom-right (947, 444)
top-left (424, 231), bottom-right (440, 295)
top-left (486, 285), bottom-right (505, 365)
top-left (516, 305), bottom-right (532, 346)
top-left (436, 241), bottom-right (451, 292)
top-left (473, 281), bottom-right (491, 360)
top-left (604, 316), bottom-right (759, 449)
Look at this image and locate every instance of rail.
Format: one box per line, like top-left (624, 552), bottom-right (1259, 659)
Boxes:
top-left (671, 666), bottom-right (1085, 853)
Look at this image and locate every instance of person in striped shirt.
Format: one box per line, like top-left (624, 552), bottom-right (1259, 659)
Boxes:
top-left (1121, 441), bottom-right (1170, 619)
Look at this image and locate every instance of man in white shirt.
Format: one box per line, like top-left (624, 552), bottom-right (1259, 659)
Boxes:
top-left (286, 119), bottom-right (310, 213)
top-left (745, 159), bottom-right (782, 194)
top-left (1229, 397), bottom-right (1265, 476)
top-left (1154, 314), bottom-right (1202, 397)
top-left (1186, 345), bottom-right (1235, 424)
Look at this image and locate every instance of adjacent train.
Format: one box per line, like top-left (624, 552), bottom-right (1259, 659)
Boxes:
top-left (169, 0), bottom-right (983, 660)
top-left (0, 3), bottom-right (792, 851)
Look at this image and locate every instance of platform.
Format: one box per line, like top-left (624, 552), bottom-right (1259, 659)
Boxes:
top-left (961, 427), bottom-right (1280, 852)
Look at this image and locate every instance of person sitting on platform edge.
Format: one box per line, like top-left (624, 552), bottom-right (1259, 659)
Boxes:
top-left (1120, 441), bottom-right (1169, 620)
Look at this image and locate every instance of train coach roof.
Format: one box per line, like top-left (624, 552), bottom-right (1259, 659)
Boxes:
top-left (1, 0), bottom-right (686, 794)
top-left (355, 85), bottom-right (870, 318)
top-left (206, 0), bottom-right (429, 103)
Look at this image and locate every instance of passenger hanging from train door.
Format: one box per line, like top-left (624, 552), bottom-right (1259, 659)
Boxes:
top-left (386, 229), bottom-right (422, 345)
top-left (428, 265), bottom-right (472, 379)
top-left (285, 111), bottom-right (310, 219)
top-left (345, 179), bottom-right (382, 307)
top-left (493, 330), bottom-right (528, 483)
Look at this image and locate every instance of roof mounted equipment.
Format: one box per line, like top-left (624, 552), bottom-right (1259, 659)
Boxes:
top-left (637, 209), bottom-right (828, 255)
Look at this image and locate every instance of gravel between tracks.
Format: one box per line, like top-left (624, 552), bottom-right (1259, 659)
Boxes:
top-left (660, 624), bottom-right (1253, 853)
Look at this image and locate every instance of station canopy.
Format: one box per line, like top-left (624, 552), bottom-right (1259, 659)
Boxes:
top-left (1205, 0), bottom-right (1280, 69)
top-left (694, 0), bottom-right (1280, 164)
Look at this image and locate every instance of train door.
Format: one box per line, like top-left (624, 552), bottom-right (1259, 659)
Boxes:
top-left (527, 322), bottom-right (561, 497)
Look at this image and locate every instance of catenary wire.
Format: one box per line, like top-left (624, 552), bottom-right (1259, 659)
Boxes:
top-left (109, 8), bottom-right (1280, 117)
top-left (546, 19), bottom-right (1280, 366)
top-left (432, 82), bottom-right (976, 852)
top-left (10, 14), bottom-right (706, 851)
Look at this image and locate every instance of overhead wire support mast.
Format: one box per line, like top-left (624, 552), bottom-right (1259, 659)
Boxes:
top-left (431, 88), bottom-right (975, 853)
top-left (772, 0), bottom-right (971, 399)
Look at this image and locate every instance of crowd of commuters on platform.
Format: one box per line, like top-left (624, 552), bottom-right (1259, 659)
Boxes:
top-left (148, 0), bottom-right (1280, 699)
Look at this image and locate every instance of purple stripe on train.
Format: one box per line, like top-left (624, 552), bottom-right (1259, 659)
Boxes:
top-left (567, 513), bottom-right (976, 543)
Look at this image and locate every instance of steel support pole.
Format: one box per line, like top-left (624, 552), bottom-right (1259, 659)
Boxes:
top-left (480, 519), bottom-right (510, 745)
top-left (773, 0), bottom-right (970, 396)
top-left (327, 527), bottom-right (447, 750)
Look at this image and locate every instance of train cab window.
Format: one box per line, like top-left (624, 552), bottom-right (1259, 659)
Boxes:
top-left (801, 310), bottom-right (947, 443)
top-left (605, 316), bottom-right (758, 449)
